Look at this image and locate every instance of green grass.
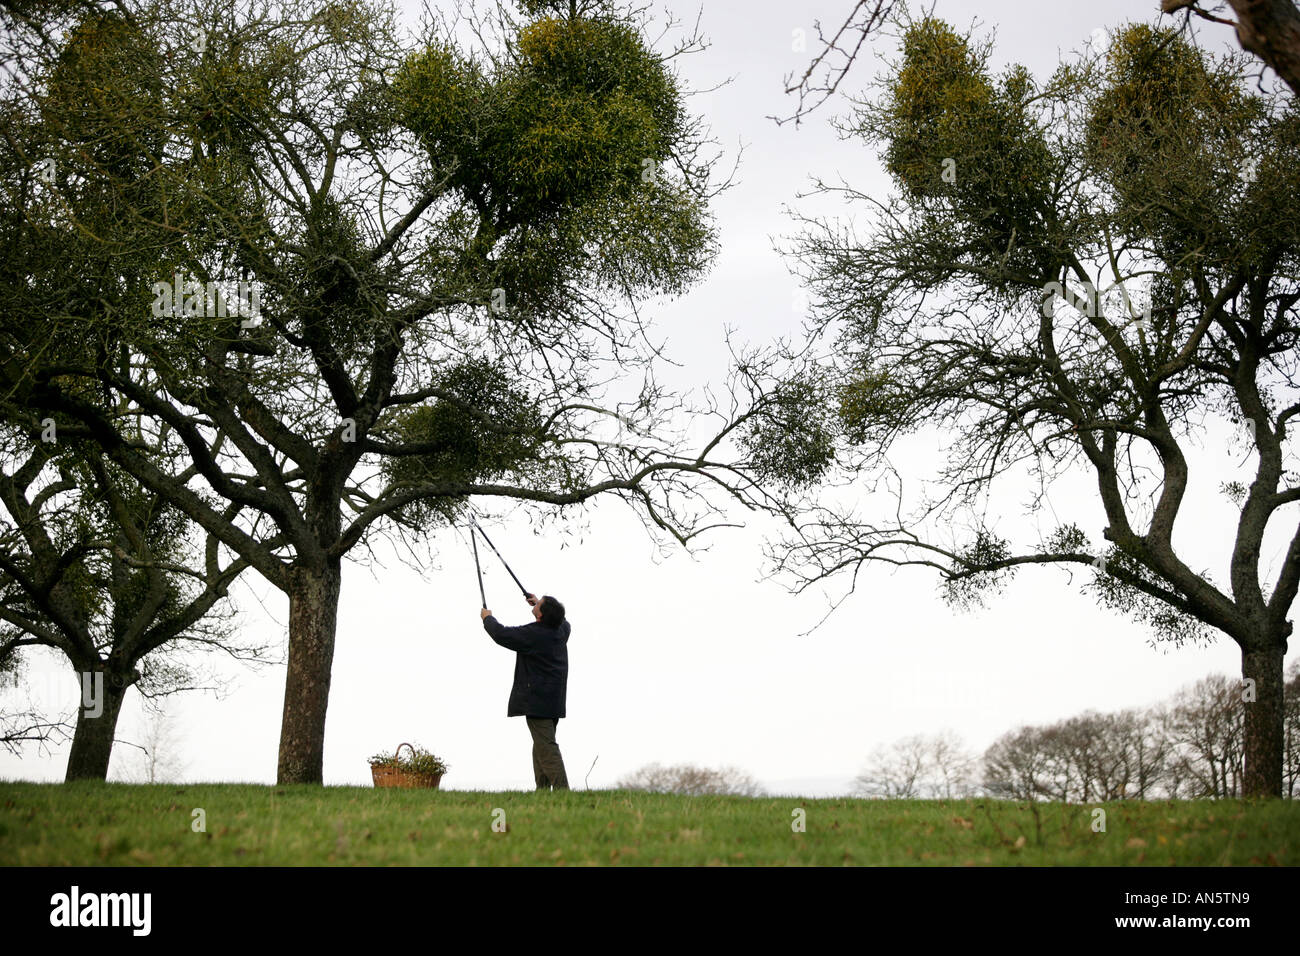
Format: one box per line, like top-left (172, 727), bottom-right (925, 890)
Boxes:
top-left (1, 782), bottom-right (1296, 865)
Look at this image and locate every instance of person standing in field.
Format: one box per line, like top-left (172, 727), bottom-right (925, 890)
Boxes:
top-left (480, 593), bottom-right (571, 790)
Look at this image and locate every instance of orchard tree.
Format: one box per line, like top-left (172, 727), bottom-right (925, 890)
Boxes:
top-left (0, 0), bottom-right (791, 783)
top-left (0, 425), bottom-right (272, 781)
top-left (772, 13), bottom-right (1300, 796)
top-left (0, 4), bottom-right (273, 780)
top-left (772, 1), bottom-right (1300, 129)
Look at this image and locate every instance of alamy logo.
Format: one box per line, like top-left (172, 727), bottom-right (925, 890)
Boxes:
top-left (49, 885), bottom-right (151, 936)
top-left (1040, 278), bottom-right (1151, 331)
top-left (151, 269), bottom-right (261, 324)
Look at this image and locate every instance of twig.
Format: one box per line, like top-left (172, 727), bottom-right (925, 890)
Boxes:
top-left (1028, 798), bottom-right (1044, 847)
top-left (976, 800), bottom-right (1015, 846)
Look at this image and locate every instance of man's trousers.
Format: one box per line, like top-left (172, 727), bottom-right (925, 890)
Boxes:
top-left (525, 716), bottom-right (570, 790)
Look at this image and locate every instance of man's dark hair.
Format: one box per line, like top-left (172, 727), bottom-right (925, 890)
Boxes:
top-left (539, 595), bottom-right (565, 628)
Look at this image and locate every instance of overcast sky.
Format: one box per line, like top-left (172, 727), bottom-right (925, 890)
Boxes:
top-left (4, 0), bottom-right (1293, 795)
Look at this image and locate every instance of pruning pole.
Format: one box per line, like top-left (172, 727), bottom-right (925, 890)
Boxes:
top-left (470, 527), bottom-right (487, 609)
top-left (471, 518), bottom-right (529, 599)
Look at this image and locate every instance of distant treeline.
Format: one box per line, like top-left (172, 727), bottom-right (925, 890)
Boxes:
top-left (854, 665), bottom-right (1300, 801)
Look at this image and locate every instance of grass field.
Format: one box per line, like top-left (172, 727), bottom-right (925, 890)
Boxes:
top-left (1, 782), bottom-right (1296, 865)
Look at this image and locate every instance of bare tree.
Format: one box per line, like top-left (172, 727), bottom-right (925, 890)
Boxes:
top-left (982, 710), bottom-right (1170, 802)
top-left (1111, 707), bottom-right (1177, 800)
top-left (853, 733), bottom-right (928, 798)
top-left (983, 721), bottom-right (1094, 802)
top-left (1034, 724), bottom-right (1083, 803)
top-left (1165, 674), bottom-right (1246, 798)
top-left (853, 730), bottom-right (978, 798)
top-left (976, 675), bottom-right (1290, 801)
top-left (1050, 710), bottom-right (1171, 801)
top-left (982, 725), bottom-right (1054, 802)
top-left (927, 729), bottom-right (979, 799)
top-left (113, 701), bottom-right (188, 783)
top-left (616, 762), bottom-right (766, 796)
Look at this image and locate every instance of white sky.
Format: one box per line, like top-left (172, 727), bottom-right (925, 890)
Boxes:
top-left (3, 0), bottom-right (1294, 795)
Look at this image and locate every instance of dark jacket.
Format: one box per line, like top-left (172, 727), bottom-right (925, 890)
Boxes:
top-left (482, 615), bottom-right (570, 718)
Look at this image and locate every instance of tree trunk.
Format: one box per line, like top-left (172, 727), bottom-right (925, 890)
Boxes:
top-left (1242, 641), bottom-right (1285, 797)
top-left (1226, 0), bottom-right (1300, 97)
top-left (64, 668), bottom-right (133, 782)
top-left (276, 561), bottom-right (342, 784)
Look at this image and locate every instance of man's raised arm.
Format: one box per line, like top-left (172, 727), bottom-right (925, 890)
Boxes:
top-left (480, 608), bottom-right (537, 653)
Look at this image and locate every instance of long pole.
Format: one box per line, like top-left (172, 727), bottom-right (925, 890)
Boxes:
top-left (470, 527), bottom-right (487, 609)
top-left (471, 518), bottom-right (529, 598)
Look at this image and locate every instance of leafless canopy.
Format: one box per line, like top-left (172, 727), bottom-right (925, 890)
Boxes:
top-left (770, 0), bottom-right (900, 128)
top-left (616, 761), bottom-right (766, 796)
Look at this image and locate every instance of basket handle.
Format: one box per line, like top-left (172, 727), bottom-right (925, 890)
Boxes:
top-left (395, 742), bottom-right (414, 763)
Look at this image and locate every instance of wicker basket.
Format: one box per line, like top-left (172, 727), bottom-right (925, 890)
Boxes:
top-left (370, 742), bottom-right (444, 789)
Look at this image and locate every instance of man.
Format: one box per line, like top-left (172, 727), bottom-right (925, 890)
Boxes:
top-left (480, 592), bottom-right (571, 790)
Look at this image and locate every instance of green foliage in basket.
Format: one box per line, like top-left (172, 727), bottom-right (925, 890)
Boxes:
top-left (369, 744), bottom-right (448, 777)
